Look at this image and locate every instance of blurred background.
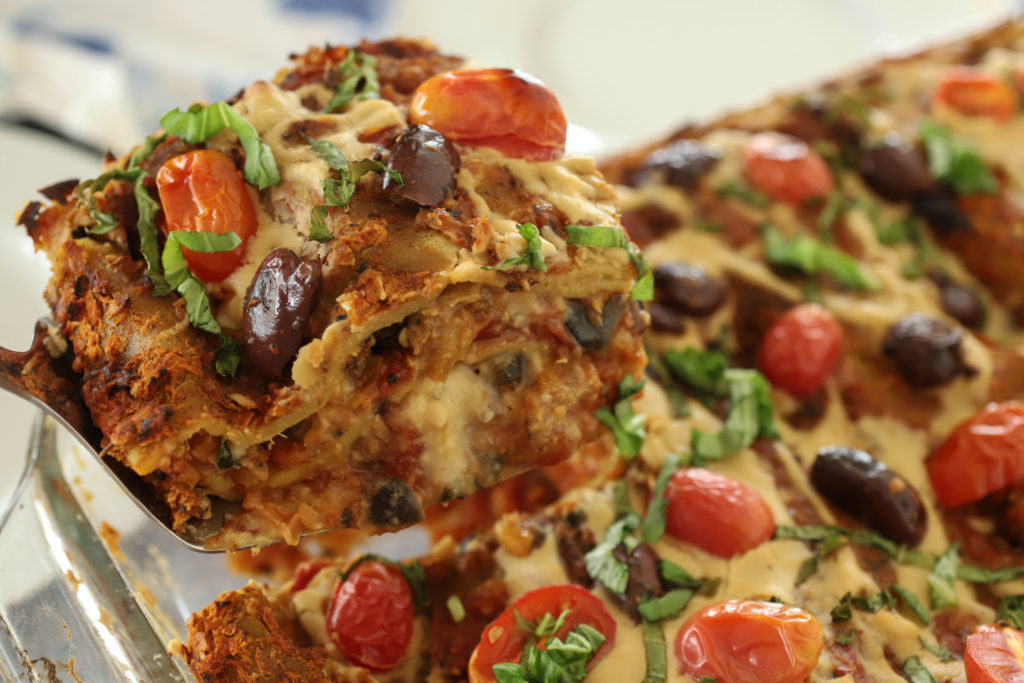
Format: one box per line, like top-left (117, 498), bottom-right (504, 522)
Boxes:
top-left (0, 0), bottom-right (1020, 509)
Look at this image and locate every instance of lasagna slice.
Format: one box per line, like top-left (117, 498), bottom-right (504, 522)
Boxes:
top-left (16, 40), bottom-right (647, 550)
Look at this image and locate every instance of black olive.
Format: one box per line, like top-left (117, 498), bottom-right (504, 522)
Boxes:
top-left (648, 302), bottom-right (686, 334)
top-left (368, 478), bottom-right (424, 528)
top-left (555, 514), bottom-right (596, 588)
top-left (630, 139), bottom-right (721, 190)
top-left (609, 543), bottom-right (664, 622)
top-left (384, 124), bottom-right (460, 206)
top-left (858, 136), bottom-right (936, 201)
top-left (929, 273), bottom-right (986, 329)
top-left (653, 263), bottom-right (725, 318)
top-left (882, 313), bottom-right (966, 388)
top-left (242, 248), bottom-right (323, 379)
top-left (811, 446), bottom-right (927, 546)
top-left (911, 190), bottom-right (970, 235)
top-left (564, 297), bottom-right (627, 351)
top-left (496, 355), bottom-right (526, 385)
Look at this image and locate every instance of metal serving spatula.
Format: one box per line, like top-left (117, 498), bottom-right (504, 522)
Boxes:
top-left (0, 318), bottom-right (236, 552)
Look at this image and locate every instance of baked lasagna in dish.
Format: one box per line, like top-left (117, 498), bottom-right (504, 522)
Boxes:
top-left (184, 20), bottom-right (1024, 682)
top-left (14, 40), bottom-right (648, 550)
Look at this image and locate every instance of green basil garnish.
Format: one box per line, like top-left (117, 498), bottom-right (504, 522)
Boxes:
top-left (324, 49), bottom-right (380, 113)
top-left (565, 224), bottom-right (653, 300)
top-left (484, 223), bottom-right (547, 271)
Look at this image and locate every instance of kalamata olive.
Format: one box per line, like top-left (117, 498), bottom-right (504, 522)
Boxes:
top-left (810, 446), bottom-right (927, 546)
top-left (564, 297), bottom-right (627, 351)
top-left (610, 543), bottom-right (664, 622)
top-left (858, 136), bottom-right (936, 201)
top-left (653, 263), bottom-right (725, 318)
top-left (911, 190), bottom-right (969, 235)
top-left (929, 273), bottom-right (986, 329)
top-left (383, 124), bottom-right (460, 206)
top-left (882, 313), bottom-right (966, 388)
top-left (555, 513), bottom-right (596, 588)
top-left (368, 478), bottom-right (424, 528)
top-left (632, 139), bottom-right (722, 190)
top-left (242, 248), bottom-right (323, 379)
top-left (648, 302), bottom-right (686, 334)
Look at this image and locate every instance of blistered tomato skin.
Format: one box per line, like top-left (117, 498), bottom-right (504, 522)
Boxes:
top-left (409, 68), bottom-right (567, 161)
top-left (964, 624), bottom-right (1024, 682)
top-left (468, 584), bottom-right (616, 683)
top-left (758, 303), bottom-right (843, 398)
top-left (927, 401), bottom-right (1024, 508)
top-left (675, 600), bottom-right (824, 683)
top-left (743, 131), bottom-right (835, 205)
top-left (664, 468), bottom-right (775, 558)
top-left (156, 149), bottom-right (258, 283)
top-left (326, 561), bottom-right (413, 672)
top-left (935, 67), bottom-right (1018, 121)
top-left (288, 558), bottom-right (332, 593)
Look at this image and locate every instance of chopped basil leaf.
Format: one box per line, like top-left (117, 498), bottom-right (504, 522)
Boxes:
top-left (658, 559), bottom-right (703, 590)
top-left (927, 543), bottom-right (960, 609)
top-left (796, 530), bottom-right (845, 584)
top-left (852, 590), bottom-right (896, 613)
top-left (324, 49), bottom-right (380, 113)
top-left (127, 133), bottom-right (167, 169)
top-left (594, 376), bottom-right (647, 460)
top-left (307, 137), bottom-right (349, 170)
top-left (319, 157), bottom-right (403, 209)
top-left (533, 610), bottom-right (569, 638)
top-left (696, 220), bottom-right (722, 233)
top-left (874, 218), bottom-right (915, 246)
top-left (494, 622), bottom-right (605, 683)
top-left (663, 347), bottom-right (728, 397)
top-left (691, 368), bottom-right (778, 464)
top-left (585, 513), bottom-right (641, 594)
top-left (763, 224), bottom-right (877, 291)
top-left (309, 205), bottom-right (333, 242)
top-left (716, 180), bottom-right (770, 207)
top-left (698, 677), bottom-right (720, 683)
top-left (903, 655), bottom-right (937, 683)
top-left (641, 454), bottom-right (682, 543)
top-left (161, 102), bottom-right (280, 190)
top-left (919, 636), bottom-right (953, 662)
top-left (957, 563), bottom-right (1024, 584)
top-left (612, 480), bottom-right (636, 518)
top-left (919, 120), bottom-right (997, 196)
top-left (484, 223), bottom-right (547, 271)
top-left (399, 561), bottom-right (429, 611)
top-left (637, 588), bottom-right (693, 622)
top-left (831, 593), bottom-right (854, 622)
top-left (565, 224), bottom-right (654, 300)
top-left (997, 594), bottom-right (1024, 630)
top-left (776, 524), bottom-right (900, 560)
top-left (835, 628), bottom-right (856, 646)
top-left (162, 231), bottom-right (242, 376)
top-left (641, 620), bottom-right (667, 683)
top-left (891, 585), bottom-right (930, 625)
top-left (446, 595), bottom-right (466, 623)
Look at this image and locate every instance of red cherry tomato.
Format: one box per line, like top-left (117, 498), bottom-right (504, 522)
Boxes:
top-left (664, 468), bottom-right (775, 558)
top-left (468, 584), bottom-right (616, 682)
top-left (410, 68), bottom-right (567, 161)
top-left (927, 401), bottom-right (1024, 508)
top-left (155, 148), bottom-right (258, 283)
top-left (935, 67), bottom-right (1018, 122)
top-left (289, 559), bottom-right (332, 593)
top-left (965, 624), bottom-right (1024, 683)
top-left (743, 132), bottom-right (835, 205)
top-left (326, 560), bottom-right (413, 672)
top-left (758, 303), bottom-right (843, 398)
top-left (675, 600), bottom-right (824, 683)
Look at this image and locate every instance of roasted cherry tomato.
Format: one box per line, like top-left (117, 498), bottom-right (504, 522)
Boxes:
top-left (675, 600), bottom-right (824, 683)
top-left (326, 560), bottom-right (413, 672)
top-left (935, 67), bottom-right (1018, 122)
top-left (743, 131), bottom-right (835, 205)
top-left (289, 559), bottom-right (332, 593)
top-left (156, 148), bottom-right (258, 282)
top-left (664, 468), bottom-right (775, 558)
top-left (965, 624), bottom-right (1024, 682)
top-left (410, 68), bottom-right (567, 161)
top-left (927, 401), bottom-right (1024, 508)
top-left (758, 303), bottom-right (843, 398)
top-left (468, 584), bottom-right (616, 682)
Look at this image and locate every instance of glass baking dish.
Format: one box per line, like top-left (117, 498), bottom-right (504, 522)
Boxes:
top-left (0, 415), bottom-right (430, 682)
